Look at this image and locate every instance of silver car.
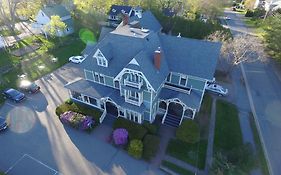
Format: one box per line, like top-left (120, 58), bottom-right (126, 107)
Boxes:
top-left (206, 83), bottom-right (228, 96)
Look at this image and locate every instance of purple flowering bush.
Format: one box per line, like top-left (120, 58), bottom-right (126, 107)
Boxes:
top-left (113, 128), bottom-right (128, 146)
top-left (60, 111), bottom-right (94, 131)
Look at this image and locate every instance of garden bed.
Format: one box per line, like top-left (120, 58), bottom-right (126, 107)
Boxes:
top-left (56, 99), bottom-right (102, 127)
top-left (112, 117), bottom-right (160, 161)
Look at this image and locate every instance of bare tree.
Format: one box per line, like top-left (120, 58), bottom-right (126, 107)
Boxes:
top-left (223, 34), bottom-right (266, 65)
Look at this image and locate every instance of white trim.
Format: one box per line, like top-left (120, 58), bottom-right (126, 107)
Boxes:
top-left (129, 58), bottom-right (140, 66)
top-left (93, 49), bottom-right (108, 67)
top-left (114, 68), bottom-right (155, 92)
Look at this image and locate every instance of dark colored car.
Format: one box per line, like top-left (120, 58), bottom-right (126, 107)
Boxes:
top-left (0, 117), bottom-right (8, 131)
top-left (2, 88), bottom-right (25, 102)
top-left (19, 80), bottom-right (40, 93)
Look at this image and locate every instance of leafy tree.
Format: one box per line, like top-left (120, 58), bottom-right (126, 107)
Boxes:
top-left (176, 120), bottom-right (200, 144)
top-left (46, 15), bottom-right (67, 37)
top-left (16, 0), bottom-right (43, 19)
top-left (128, 139), bottom-right (143, 159)
top-left (264, 14), bottom-right (281, 61)
top-left (244, 0), bottom-right (256, 10)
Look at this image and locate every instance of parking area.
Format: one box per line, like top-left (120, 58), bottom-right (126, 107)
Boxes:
top-left (0, 63), bottom-right (164, 175)
top-left (5, 154), bottom-right (61, 175)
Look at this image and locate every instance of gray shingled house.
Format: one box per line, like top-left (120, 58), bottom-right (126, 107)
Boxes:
top-left (65, 11), bottom-right (221, 127)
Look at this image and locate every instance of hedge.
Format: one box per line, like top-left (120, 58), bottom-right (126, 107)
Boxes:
top-left (113, 117), bottom-right (148, 140)
top-left (56, 100), bottom-right (102, 124)
top-left (128, 139), bottom-right (143, 159)
top-left (143, 134), bottom-right (160, 160)
top-left (143, 121), bottom-right (158, 135)
top-left (176, 120), bottom-right (200, 144)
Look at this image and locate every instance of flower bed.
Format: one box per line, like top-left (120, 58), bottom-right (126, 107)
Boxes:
top-left (60, 111), bottom-right (95, 131)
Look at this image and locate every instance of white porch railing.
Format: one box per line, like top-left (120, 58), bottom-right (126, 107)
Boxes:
top-left (124, 79), bottom-right (143, 89)
top-left (99, 110), bottom-right (107, 123)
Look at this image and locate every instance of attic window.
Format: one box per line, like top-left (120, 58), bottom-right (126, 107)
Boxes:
top-left (121, 9), bottom-right (125, 13)
top-left (112, 9), bottom-right (116, 13)
top-left (94, 50), bottom-right (108, 67)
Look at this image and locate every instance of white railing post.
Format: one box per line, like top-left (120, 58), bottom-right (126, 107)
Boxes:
top-left (99, 110), bottom-right (107, 123)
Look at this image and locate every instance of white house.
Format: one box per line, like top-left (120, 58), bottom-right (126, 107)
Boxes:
top-left (33, 4), bottom-right (74, 37)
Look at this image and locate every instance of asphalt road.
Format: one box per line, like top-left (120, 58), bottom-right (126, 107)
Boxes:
top-left (225, 9), bottom-right (281, 175)
top-left (0, 63), bottom-right (164, 175)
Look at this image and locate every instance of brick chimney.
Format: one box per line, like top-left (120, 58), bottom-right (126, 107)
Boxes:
top-left (122, 13), bottom-right (129, 26)
top-left (154, 47), bottom-right (161, 70)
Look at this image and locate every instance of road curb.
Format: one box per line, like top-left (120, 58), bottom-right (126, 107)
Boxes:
top-left (240, 63), bottom-right (273, 175)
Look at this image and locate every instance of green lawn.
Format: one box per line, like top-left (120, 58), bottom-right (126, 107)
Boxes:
top-left (214, 100), bottom-right (243, 152)
top-left (166, 139), bottom-right (207, 169)
top-left (162, 160), bottom-right (194, 175)
top-left (249, 112), bottom-right (270, 175)
top-left (243, 17), bottom-right (265, 38)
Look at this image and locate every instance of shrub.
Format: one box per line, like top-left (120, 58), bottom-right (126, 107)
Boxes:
top-left (128, 139), bottom-right (143, 159)
top-left (113, 118), bottom-right (147, 140)
top-left (245, 10), bottom-right (254, 17)
top-left (176, 120), bottom-right (200, 144)
top-left (253, 8), bottom-right (266, 18)
top-left (65, 98), bottom-right (73, 105)
top-left (55, 101), bottom-right (102, 125)
top-left (143, 121), bottom-right (158, 135)
top-left (143, 134), bottom-right (160, 160)
top-left (113, 128), bottom-right (129, 146)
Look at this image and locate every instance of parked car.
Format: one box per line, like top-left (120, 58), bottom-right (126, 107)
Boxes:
top-left (19, 80), bottom-right (40, 94)
top-left (206, 83), bottom-right (228, 96)
top-left (2, 88), bottom-right (25, 102)
top-left (68, 56), bottom-right (85, 64)
top-left (0, 116), bottom-right (8, 131)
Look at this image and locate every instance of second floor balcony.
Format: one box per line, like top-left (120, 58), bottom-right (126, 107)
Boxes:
top-left (124, 78), bottom-right (143, 89)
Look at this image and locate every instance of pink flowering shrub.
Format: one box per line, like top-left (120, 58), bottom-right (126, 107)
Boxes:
top-left (60, 111), bottom-right (94, 130)
top-left (113, 128), bottom-right (128, 146)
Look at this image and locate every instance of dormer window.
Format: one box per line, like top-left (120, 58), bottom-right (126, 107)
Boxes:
top-left (94, 50), bottom-right (108, 67)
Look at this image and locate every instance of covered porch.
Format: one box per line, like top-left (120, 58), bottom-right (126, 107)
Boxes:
top-left (158, 88), bottom-right (203, 127)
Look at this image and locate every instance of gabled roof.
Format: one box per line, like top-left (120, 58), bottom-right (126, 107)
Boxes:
top-left (99, 43), bottom-right (113, 61)
top-left (109, 5), bottom-right (132, 16)
top-left (41, 5), bottom-right (70, 18)
top-left (129, 11), bottom-right (162, 32)
top-left (159, 34), bottom-right (221, 80)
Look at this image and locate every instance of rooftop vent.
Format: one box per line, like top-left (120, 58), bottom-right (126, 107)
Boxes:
top-left (141, 28), bottom-right (149, 33)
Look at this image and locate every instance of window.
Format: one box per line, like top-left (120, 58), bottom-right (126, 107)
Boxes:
top-left (66, 28), bottom-right (69, 31)
top-left (119, 109), bottom-right (124, 116)
top-left (89, 97), bottom-right (97, 106)
top-left (166, 73), bottom-right (171, 82)
top-left (71, 91), bottom-right (82, 100)
top-left (95, 51), bottom-right (107, 67)
top-left (129, 91), bottom-right (139, 100)
top-left (114, 81), bottom-right (120, 89)
top-left (94, 73), bottom-right (99, 82)
top-left (100, 74), bottom-right (105, 84)
top-left (41, 12), bottom-right (44, 16)
top-left (180, 75), bottom-right (187, 86)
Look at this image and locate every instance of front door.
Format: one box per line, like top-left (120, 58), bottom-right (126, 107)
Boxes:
top-left (105, 102), bottom-right (118, 117)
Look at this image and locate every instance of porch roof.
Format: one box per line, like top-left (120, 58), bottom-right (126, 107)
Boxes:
top-left (159, 88), bottom-right (203, 110)
top-left (65, 79), bottom-right (146, 113)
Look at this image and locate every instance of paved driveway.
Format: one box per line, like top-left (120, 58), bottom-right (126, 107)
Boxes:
top-left (0, 64), bottom-right (164, 175)
top-left (225, 9), bottom-right (281, 175)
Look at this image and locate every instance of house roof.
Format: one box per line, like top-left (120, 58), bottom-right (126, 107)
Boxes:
top-left (129, 11), bottom-right (162, 32)
top-left (159, 34), bottom-right (221, 80)
top-left (64, 18), bottom-right (74, 28)
top-left (159, 88), bottom-right (203, 110)
top-left (42, 5), bottom-right (70, 18)
top-left (109, 5), bottom-right (132, 16)
top-left (79, 11), bottom-right (221, 91)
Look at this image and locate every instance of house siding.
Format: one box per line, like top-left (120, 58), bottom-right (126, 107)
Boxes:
top-left (104, 76), bottom-right (114, 87)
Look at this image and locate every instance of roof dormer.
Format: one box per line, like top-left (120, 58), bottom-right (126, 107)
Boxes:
top-left (93, 49), bottom-right (108, 67)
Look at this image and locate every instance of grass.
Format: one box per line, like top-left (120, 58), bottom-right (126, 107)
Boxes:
top-left (214, 100), bottom-right (243, 152)
top-left (249, 112), bottom-right (270, 175)
top-left (243, 17), bottom-right (265, 38)
top-left (0, 29), bottom-right (20, 36)
top-left (162, 160), bottom-right (194, 175)
top-left (166, 139), bottom-right (208, 169)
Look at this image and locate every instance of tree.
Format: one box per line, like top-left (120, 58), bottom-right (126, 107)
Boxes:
top-left (46, 15), bottom-right (67, 37)
top-left (264, 14), bottom-right (281, 61)
top-left (127, 139), bottom-right (143, 159)
top-left (222, 34), bottom-right (266, 65)
top-left (244, 0), bottom-right (256, 10)
top-left (16, 0), bottom-right (43, 19)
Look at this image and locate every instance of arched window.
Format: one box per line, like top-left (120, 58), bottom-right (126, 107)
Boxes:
top-left (94, 50), bottom-right (108, 67)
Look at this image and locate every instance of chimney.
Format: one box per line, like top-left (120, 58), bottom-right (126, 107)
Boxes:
top-left (122, 13), bottom-right (129, 26)
top-left (154, 47), bottom-right (161, 70)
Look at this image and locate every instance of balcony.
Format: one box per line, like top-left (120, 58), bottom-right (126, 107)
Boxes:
top-left (124, 79), bottom-right (143, 89)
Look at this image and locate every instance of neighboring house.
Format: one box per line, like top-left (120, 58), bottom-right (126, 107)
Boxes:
top-left (33, 4), bottom-right (74, 37)
top-left (65, 10), bottom-right (221, 127)
top-left (108, 5), bottom-right (143, 21)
